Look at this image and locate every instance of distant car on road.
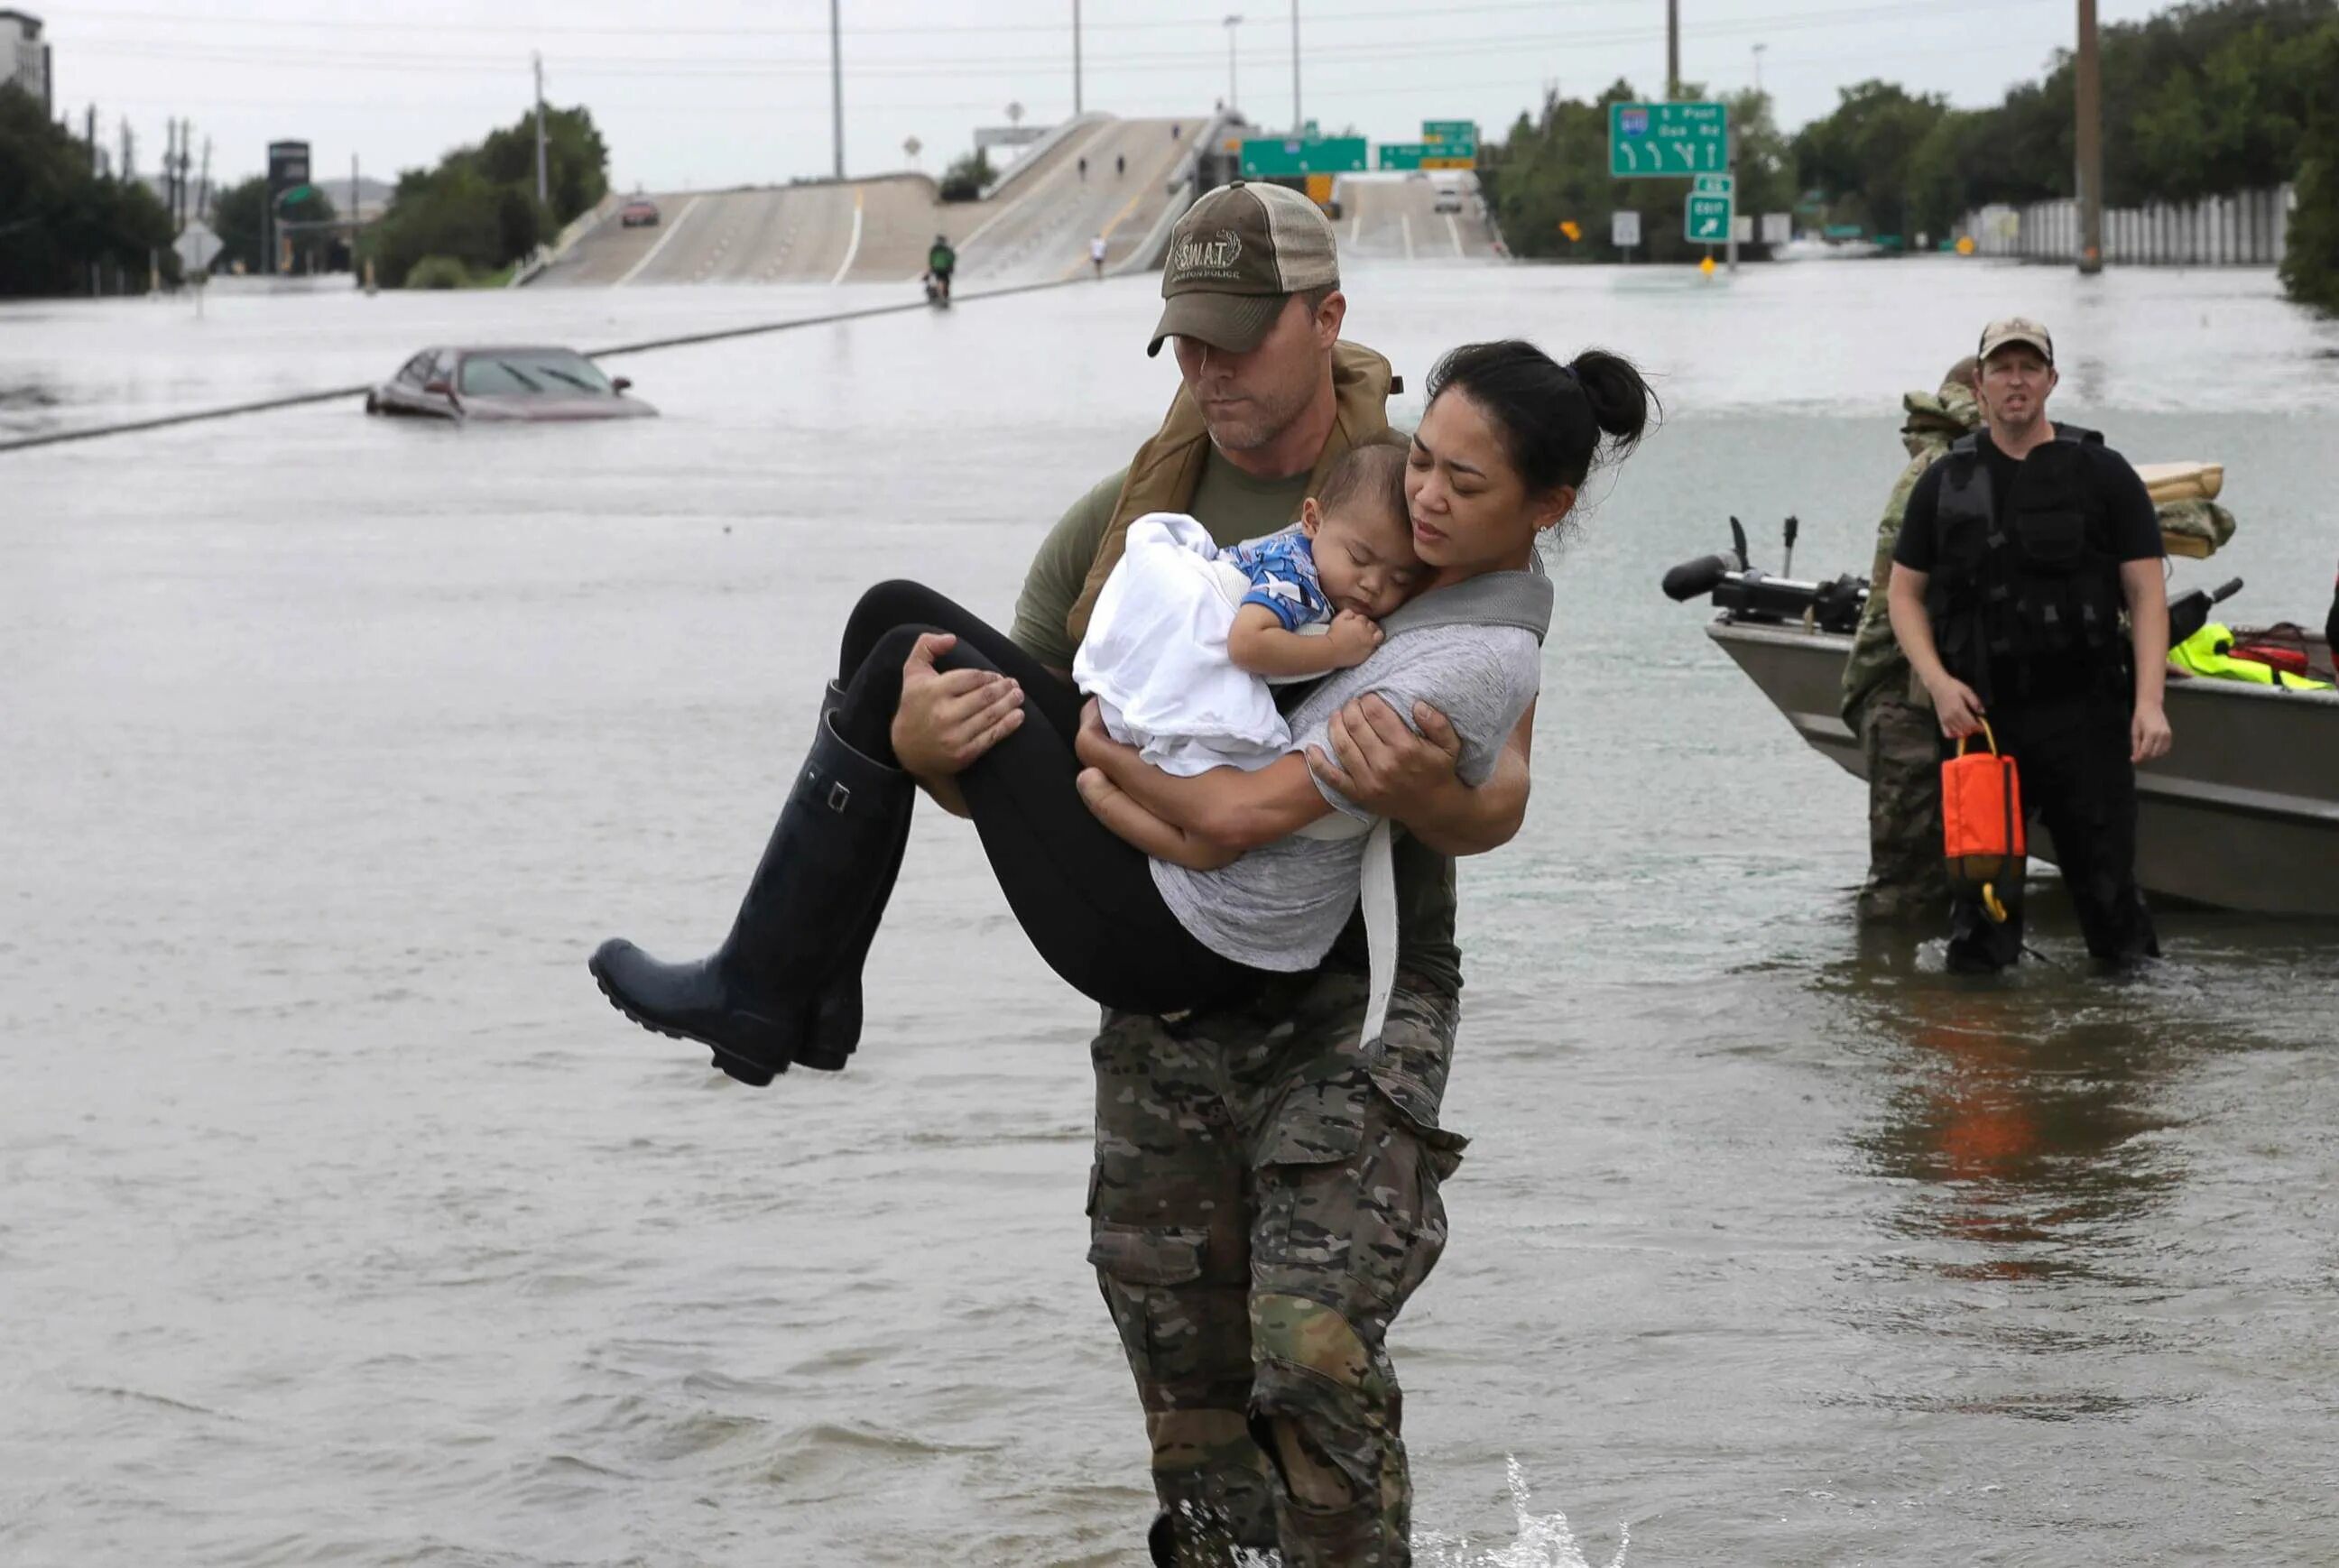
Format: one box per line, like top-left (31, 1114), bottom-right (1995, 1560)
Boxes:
top-left (620, 198), bottom-right (660, 228)
top-left (1432, 182), bottom-right (1465, 214)
top-left (364, 346), bottom-right (659, 423)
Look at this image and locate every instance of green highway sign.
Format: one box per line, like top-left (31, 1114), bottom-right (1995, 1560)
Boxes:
top-left (1377, 143), bottom-right (1475, 171)
top-left (1693, 173), bottom-right (1734, 198)
top-left (1242, 135), bottom-right (1368, 179)
top-left (1685, 191), bottom-right (1733, 244)
top-left (1609, 101), bottom-right (1728, 177)
top-left (1421, 119), bottom-right (1476, 144)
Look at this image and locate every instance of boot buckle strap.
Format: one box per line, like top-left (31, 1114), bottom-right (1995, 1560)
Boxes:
top-left (827, 782), bottom-right (852, 813)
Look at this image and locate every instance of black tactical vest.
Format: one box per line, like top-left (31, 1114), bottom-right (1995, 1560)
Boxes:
top-left (1922, 425), bottom-right (2126, 701)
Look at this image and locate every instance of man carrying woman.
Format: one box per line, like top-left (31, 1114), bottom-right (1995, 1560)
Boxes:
top-left (590, 182), bottom-right (1656, 1566)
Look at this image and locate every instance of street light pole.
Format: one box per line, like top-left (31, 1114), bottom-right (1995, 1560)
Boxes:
top-left (1752, 42), bottom-right (1766, 95)
top-left (1290, 2), bottom-right (1301, 133)
top-left (532, 51), bottom-right (549, 208)
top-left (1224, 14), bottom-right (1242, 113)
top-left (1074, 0), bottom-right (1084, 116)
top-left (1667, 0), bottom-right (1680, 99)
top-left (830, 0), bottom-right (845, 180)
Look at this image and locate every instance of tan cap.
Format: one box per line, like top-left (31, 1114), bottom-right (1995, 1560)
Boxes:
top-left (1978, 316), bottom-right (2054, 364)
top-left (1147, 180), bottom-right (1341, 358)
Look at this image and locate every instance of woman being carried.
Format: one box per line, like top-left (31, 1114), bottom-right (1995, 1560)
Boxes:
top-left (588, 340), bottom-right (1655, 1085)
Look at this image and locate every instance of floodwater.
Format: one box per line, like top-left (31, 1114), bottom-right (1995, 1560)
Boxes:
top-left (4, 261), bottom-right (2338, 1567)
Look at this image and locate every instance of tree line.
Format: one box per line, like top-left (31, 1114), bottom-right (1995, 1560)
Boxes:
top-left (0, 83), bottom-right (178, 297)
top-left (1476, 0), bottom-right (2339, 310)
top-left (363, 105), bottom-right (611, 288)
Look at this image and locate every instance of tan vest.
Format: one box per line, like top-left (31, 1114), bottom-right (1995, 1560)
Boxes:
top-left (1063, 338), bottom-right (1402, 644)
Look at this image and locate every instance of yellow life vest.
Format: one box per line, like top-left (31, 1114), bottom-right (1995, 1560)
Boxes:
top-left (2168, 623), bottom-right (2332, 690)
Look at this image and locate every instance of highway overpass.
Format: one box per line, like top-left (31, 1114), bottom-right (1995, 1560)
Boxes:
top-left (531, 121), bottom-right (1502, 291)
top-left (532, 115), bottom-right (1209, 291)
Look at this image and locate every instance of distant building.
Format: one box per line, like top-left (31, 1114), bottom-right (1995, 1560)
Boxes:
top-left (0, 9), bottom-right (50, 114)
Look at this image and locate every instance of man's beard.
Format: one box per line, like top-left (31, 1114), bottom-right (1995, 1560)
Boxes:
top-left (1200, 384), bottom-right (1307, 453)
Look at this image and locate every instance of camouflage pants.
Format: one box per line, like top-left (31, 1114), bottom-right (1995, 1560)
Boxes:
top-left (1087, 967), bottom-right (1465, 1568)
top-left (1856, 685), bottom-right (1952, 922)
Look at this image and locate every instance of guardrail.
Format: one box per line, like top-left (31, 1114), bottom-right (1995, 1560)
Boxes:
top-left (981, 111), bottom-right (1107, 202)
top-left (512, 190), bottom-right (620, 288)
top-left (1106, 109), bottom-right (1235, 278)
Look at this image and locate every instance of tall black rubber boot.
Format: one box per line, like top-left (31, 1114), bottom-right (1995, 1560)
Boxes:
top-left (588, 711), bottom-right (913, 1086)
top-left (794, 681), bottom-right (916, 1073)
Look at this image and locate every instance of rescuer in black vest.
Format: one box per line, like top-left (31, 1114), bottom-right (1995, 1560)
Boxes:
top-left (1885, 317), bottom-right (2172, 972)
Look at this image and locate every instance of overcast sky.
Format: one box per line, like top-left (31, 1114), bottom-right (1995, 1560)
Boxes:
top-left (39, 0), bottom-right (2175, 195)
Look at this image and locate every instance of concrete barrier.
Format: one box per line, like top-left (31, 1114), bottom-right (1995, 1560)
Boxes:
top-left (981, 111), bottom-right (1108, 202)
top-left (1957, 185), bottom-right (2294, 265)
top-left (1106, 110), bottom-right (1234, 278)
top-left (513, 190), bottom-right (621, 287)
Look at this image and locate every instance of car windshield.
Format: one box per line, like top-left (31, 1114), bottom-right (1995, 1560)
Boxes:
top-left (458, 351), bottom-right (612, 397)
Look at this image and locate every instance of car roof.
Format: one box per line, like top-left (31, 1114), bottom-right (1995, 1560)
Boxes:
top-left (447, 345), bottom-right (597, 357)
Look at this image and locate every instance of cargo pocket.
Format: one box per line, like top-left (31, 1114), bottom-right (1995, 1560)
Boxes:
top-left (1255, 1074), bottom-right (1471, 1315)
top-left (1251, 1076), bottom-right (1370, 1290)
top-left (1088, 1222), bottom-right (1209, 1386)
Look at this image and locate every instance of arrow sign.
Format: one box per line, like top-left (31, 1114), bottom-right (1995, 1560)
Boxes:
top-left (1685, 192), bottom-right (1733, 244)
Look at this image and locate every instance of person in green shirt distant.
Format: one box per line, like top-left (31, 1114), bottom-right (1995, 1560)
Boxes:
top-left (925, 234), bottom-right (957, 301)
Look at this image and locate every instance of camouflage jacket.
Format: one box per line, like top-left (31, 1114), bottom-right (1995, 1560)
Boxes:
top-left (1838, 374), bottom-right (1983, 722)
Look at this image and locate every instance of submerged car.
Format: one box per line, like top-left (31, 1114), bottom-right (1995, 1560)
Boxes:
top-left (364, 346), bottom-right (657, 422)
top-left (620, 198), bottom-right (660, 228)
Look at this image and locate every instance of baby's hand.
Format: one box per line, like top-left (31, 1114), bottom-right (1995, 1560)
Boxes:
top-left (1326, 609), bottom-right (1383, 668)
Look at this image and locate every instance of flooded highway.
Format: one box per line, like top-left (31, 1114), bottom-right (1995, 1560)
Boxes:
top-left (4, 258), bottom-right (2338, 1565)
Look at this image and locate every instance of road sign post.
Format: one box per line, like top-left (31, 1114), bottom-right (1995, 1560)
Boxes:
top-left (1608, 102), bottom-right (1727, 177)
top-left (1611, 208), bottom-right (1641, 262)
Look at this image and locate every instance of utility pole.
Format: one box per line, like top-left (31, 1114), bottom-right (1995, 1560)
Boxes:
top-left (1073, 1), bottom-right (1083, 116)
top-left (1667, 0), bottom-right (1680, 98)
top-left (197, 135), bottom-right (211, 222)
top-left (1725, 126), bottom-right (1739, 274)
top-left (1290, 1), bottom-right (1301, 133)
top-left (2075, 0), bottom-right (2104, 274)
top-left (120, 118), bottom-right (134, 182)
top-left (1752, 42), bottom-right (1766, 96)
top-left (829, 0), bottom-right (845, 180)
top-left (1224, 14), bottom-right (1242, 112)
top-left (533, 53), bottom-right (550, 208)
top-left (84, 105), bottom-right (96, 174)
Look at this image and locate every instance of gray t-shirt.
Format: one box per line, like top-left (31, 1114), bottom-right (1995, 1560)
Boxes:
top-left (1151, 623), bottom-right (1541, 971)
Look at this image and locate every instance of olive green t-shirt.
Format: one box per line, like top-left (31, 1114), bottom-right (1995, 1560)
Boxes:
top-left (1008, 450), bottom-right (1466, 998)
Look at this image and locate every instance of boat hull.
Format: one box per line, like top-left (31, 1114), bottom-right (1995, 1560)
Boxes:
top-left (1706, 619), bottom-right (2339, 918)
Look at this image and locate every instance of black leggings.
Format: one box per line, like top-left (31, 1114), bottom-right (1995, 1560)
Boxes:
top-left (829, 580), bottom-right (1271, 1015)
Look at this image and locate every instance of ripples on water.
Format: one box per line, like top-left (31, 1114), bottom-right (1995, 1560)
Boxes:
top-left (3, 262), bottom-right (2337, 1563)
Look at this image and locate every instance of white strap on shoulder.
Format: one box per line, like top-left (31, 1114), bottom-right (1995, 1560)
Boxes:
top-left (1356, 818), bottom-right (1398, 1050)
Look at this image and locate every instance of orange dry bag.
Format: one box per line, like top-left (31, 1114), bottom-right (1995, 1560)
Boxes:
top-left (1941, 720), bottom-right (2025, 924)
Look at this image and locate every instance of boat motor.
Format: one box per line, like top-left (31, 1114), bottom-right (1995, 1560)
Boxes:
top-left (2168, 576), bottom-right (2244, 646)
top-left (1659, 516), bottom-right (1868, 633)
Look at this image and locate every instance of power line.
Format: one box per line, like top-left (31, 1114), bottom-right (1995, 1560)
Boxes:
top-left (52, 0), bottom-right (1625, 38)
top-left (57, 0), bottom-right (2018, 78)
